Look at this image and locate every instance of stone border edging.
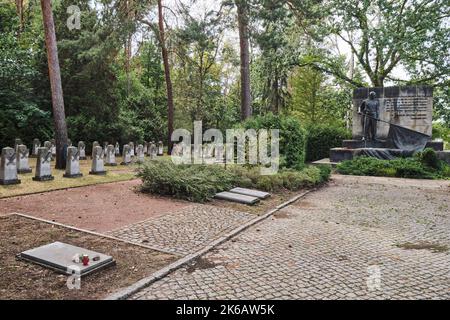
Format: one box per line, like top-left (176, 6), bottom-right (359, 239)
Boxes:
top-left (105, 189), bottom-right (315, 300)
top-left (7, 212), bottom-right (177, 256)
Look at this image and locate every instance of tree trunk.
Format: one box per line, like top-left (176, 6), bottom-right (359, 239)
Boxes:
top-left (236, 0), bottom-right (252, 121)
top-left (40, 0), bottom-right (68, 169)
top-left (157, 0), bottom-right (174, 154)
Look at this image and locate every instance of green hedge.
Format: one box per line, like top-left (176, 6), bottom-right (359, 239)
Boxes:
top-left (336, 150), bottom-right (450, 180)
top-left (305, 124), bottom-right (351, 162)
top-left (240, 113), bottom-right (307, 169)
top-left (137, 160), bottom-right (331, 202)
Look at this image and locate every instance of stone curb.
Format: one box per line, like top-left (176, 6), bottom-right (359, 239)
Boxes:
top-left (8, 212), bottom-right (178, 256)
top-left (104, 189), bottom-right (315, 300)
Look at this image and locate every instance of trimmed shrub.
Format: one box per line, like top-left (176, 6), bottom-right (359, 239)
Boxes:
top-left (415, 148), bottom-right (442, 170)
top-left (305, 124), bottom-right (351, 162)
top-left (138, 160), bottom-right (332, 201)
top-left (240, 113), bottom-right (307, 169)
top-left (336, 156), bottom-right (449, 180)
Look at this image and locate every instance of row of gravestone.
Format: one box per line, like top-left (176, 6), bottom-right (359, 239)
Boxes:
top-left (0, 141), bottom-right (164, 185)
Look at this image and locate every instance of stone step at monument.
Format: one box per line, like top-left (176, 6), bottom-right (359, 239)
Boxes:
top-left (342, 139), bottom-right (444, 151)
top-left (214, 191), bottom-right (260, 205)
top-left (17, 241), bottom-right (115, 276)
top-left (229, 187), bottom-right (271, 199)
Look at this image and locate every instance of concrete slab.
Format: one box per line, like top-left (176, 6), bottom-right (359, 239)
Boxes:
top-left (18, 241), bottom-right (115, 276)
top-left (230, 187), bottom-right (271, 199)
top-left (214, 191), bottom-right (260, 205)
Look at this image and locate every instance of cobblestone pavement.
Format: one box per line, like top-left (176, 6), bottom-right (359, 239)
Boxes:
top-left (130, 175), bottom-right (450, 300)
top-left (107, 204), bottom-right (254, 256)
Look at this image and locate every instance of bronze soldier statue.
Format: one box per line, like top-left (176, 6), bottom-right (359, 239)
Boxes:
top-left (358, 91), bottom-right (379, 141)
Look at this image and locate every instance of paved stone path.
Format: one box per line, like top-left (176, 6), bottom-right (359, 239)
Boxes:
top-left (108, 204), bottom-right (254, 256)
top-left (130, 175), bottom-right (450, 300)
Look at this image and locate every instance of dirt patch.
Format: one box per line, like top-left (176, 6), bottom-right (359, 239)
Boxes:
top-left (0, 180), bottom-right (190, 232)
top-left (210, 189), bottom-right (302, 215)
top-left (186, 257), bottom-right (218, 273)
top-left (273, 211), bottom-right (291, 219)
top-left (0, 214), bottom-right (176, 299)
top-left (395, 241), bottom-right (449, 253)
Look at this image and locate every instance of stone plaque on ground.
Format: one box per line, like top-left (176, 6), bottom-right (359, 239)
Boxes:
top-left (352, 86), bottom-right (433, 139)
top-left (230, 187), bottom-right (271, 199)
top-left (214, 191), bottom-right (260, 205)
top-left (33, 147), bottom-right (54, 181)
top-left (18, 241), bottom-right (115, 276)
top-left (0, 147), bottom-right (21, 185)
top-left (16, 144), bottom-right (32, 174)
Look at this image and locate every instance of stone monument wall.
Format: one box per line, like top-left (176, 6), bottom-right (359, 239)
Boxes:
top-left (352, 86), bottom-right (433, 139)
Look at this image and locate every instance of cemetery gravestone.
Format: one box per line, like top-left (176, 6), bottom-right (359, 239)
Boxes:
top-left (14, 138), bottom-right (22, 152)
top-left (51, 139), bottom-right (56, 156)
top-left (149, 142), bottom-right (157, 160)
top-left (0, 147), bottom-right (21, 185)
top-left (90, 146), bottom-right (106, 175)
top-left (143, 142), bottom-right (148, 155)
top-left (44, 141), bottom-right (52, 160)
top-left (32, 139), bottom-right (41, 157)
top-left (105, 145), bottom-right (117, 166)
top-left (121, 144), bottom-right (132, 165)
top-left (33, 147), bottom-right (54, 181)
top-left (91, 141), bottom-right (99, 159)
top-left (16, 145), bottom-right (32, 174)
top-left (136, 144), bottom-right (145, 163)
top-left (129, 142), bottom-right (135, 157)
top-left (115, 142), bottom-right (120, 156)
top-left (78, 141), bottom-right (87, 160)
top-left (158, 141), bottom-right (164, 156)
top-left (63, 146), bottom-right (83, 178)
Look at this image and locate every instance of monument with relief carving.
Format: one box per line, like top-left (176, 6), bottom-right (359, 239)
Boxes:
top-left (326, 85), bottom-right (449, 164)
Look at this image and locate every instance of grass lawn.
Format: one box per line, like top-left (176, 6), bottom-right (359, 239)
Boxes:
top-left (0, 156), bottom-right (139, 199)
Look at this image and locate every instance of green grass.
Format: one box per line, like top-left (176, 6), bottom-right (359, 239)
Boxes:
top-left (0, 157), bottom-right (137, 198)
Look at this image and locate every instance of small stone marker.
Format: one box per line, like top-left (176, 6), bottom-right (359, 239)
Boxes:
top-left (91, 141), bottom-right (99, 158)
top-left (50, 139), bottom-right (56, 156)
top-left (63, 146), bottom-right (83, 178)
top-left (78, 141), bottom-right (86, 160)
top-left (115, 142), bottom-right (120, 156)
top-left (103, 142), bottom-right (108, 153)
top-left (158, 141), bottom-right (164, 156)
top-left (16, 144), bottom-right (32, 174)
top-left (44, 141), bottom-right (52, 160)
top-left (214, 191), bottom-right (260, 205)
top-left (121, 144), bottom-right (132, 165)
top-left (149, 141), bottom-right (157, 159)
top-left (0, 147), bottom-right (21, 185)
top-left (14, 138), bottom-right (22, 151)
top-left (32, 138), bottom-right (40, 156)
top-left (136, 144), bottom-right (145, 163)
top-left (33, 147), bottom-right (54, 181)
top-left (229, 187), bottom-right (271, 199)
top-left (105, 144), bottom-right (117, 166)
top-left (129, 142), bottom-right (135, 156)
top-left (143, 141), bottom-right (148, 155)
top-left (18, 241), bottom-right (115, 276)
top-left (90, 146), bottom-right (106, 175)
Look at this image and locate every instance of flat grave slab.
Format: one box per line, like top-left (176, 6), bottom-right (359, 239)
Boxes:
top-left (214, 191), bottom-right (260, 205)
top-left (230, 187), bottom-right (271, 199)
top-left (18, 241), bottom-right (115, 276)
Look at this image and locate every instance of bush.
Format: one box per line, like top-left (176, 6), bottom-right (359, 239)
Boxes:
top-left (305, 124), bottom-right (351, 162)
top-left (336, 156), bottom-right (449, 180)
top-left (240, 113), bottom-right (307, 169)
top-left (137, 160), bottom-right (237, 202)
top-left (138, 160), bottom-right (332, 201)
top-left (415, 148), bottom-right (442, 170)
